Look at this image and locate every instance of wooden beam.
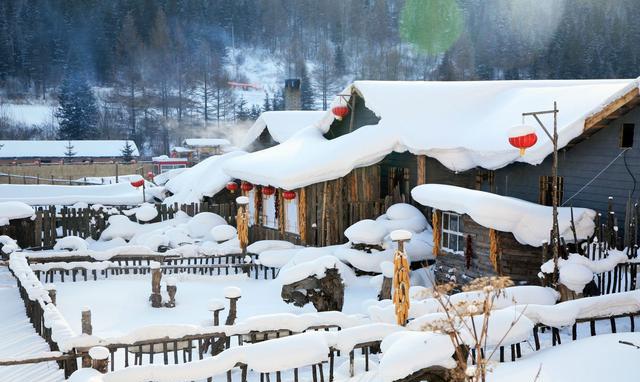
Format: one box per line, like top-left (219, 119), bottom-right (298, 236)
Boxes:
top-left (584, 87), bottom-right (640, 131)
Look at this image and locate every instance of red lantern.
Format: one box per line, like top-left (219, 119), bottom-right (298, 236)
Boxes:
top-left (147, 171), bottom-right (154, 180)
top-left (262, 186), bottom-right (275, 196)
top-left (241, 182), bottom-right (254, 192)
top-left (283, 190), bottom-right (296, 200)
top-left (131, 179), bottom-right (145, 188)
top-left (226, 182), bottom-right (238, 192)
top-left (332, 105), bottom-right (349, 121)
top-left (508, 125), bottom-right (538, 156)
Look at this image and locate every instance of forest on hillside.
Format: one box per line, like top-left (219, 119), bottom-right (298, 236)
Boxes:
top-left (1, 0), bottom-right (639, 154)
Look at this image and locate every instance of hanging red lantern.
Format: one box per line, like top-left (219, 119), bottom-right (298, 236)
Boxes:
top-left (130, 179), bottom-right (145, 188)
top-left (508, 125), bottom-right (538, 156)
top-left (241, 182), bottom-right (254, 192)
top-left (226, 182), bottom-right (239, 192)
top-left (262, 186), bottom-right (275, 196)
top-left (332, 105), bottom-right (349, 121)
top-left (283, 191), bottom-right (296, 200)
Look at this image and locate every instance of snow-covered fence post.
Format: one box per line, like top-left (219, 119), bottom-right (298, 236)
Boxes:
top-left (81, 307), bottom-right (93, 367)
top-left (391, 230), bottom-right (412, 326)
top-left (224, 286), bottom-right (242, 325)
top-left (89, 346), bottom-right (109, 373)
top-left (149, 261), bottom-right (163, 308)
top-left (45, 284), bottom-right (56, 305)
top-left (208, 298), bottom-right (225, 325)
top-left (165, 276), bottom-right (177, 308)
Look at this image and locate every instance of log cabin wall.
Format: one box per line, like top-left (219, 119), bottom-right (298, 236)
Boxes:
top-left (434, 215), bottom-right (540, 284)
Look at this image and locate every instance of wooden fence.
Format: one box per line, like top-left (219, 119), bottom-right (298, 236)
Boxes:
top-left (9, 201), bottom-right (236, 250)
top-left (584, 242), bottom-right (638, 295)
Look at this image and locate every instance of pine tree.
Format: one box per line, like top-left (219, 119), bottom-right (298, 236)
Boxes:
top-left (56, 75), bottom-right (99, 140)
top-left (299, 61), bottom-right (315, 110)
top-left (262, 91), bottom-right (271, 112)
top-left (235, 96), bottom-right (249, 121)
top-left (249, 105), bottom-right (262, 120)
top-left (121, 140), bottom-right (134, 162)
top-left (64, 140), bottom-right (76, 158)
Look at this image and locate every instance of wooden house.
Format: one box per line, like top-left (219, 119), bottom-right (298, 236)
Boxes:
top-left (241, 111), bottom-right (326, 151)
top-left (223, 79), bottom-right (640, 283)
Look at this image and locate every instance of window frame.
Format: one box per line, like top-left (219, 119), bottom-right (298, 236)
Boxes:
top-left (441, 211), bottom-right (465, 255)
top-left (620, 123), bottom-right (635, 149)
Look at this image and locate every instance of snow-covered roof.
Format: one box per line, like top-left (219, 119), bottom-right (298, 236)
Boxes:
top-left (0, 201), bottom-right (35, 225)
top-left (0, 140), bottom-right (139, 158)
top-left (242, 111), bottom-right (328, 147)
top-left (411, 184), bottom-right (596, 247)
top-left (0, 183), bottom-right (152, 206)
top-left (183, 138), bottom-right (231, 147)
top-left (163, 151), bottom-right (246, 205)
top-left (224, 79), bottom-right (638, 190)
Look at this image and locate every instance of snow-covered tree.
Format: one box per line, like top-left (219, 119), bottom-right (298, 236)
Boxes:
top-left (121, 140), bottom-right (135, 162)
top-left (64, 140), bottom-right (76, 158)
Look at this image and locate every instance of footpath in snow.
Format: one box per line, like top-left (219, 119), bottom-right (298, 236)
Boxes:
top-left (0, 265), bottom-right (65, 382)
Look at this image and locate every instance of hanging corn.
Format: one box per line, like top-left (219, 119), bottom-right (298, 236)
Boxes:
top-left (298, 188), bottom-right (307, 243)
top-left (489, 228), bottom-right (501, 274)
top-left (432, 209), bottom-right (441, 257)
top-left (390, 230), bottom-right (412, 326)
top-left (236, 197), bottom-right (250, 253)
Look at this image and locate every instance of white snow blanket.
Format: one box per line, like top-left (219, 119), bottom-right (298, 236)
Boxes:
top-left (163, 151), bottom-right (246, 205)
top-left (0, 140), bottom-right (139, 157)
top-left (412, 184), bottom-right (596, 247)
top-left (242, 110), bottom-right (327, 147)
top-left (224, 79), bottom-right (637, 189)
top-left (0, 201), bottom-right (35, 225)
top-left (0, 183), bottom-right (152, 206)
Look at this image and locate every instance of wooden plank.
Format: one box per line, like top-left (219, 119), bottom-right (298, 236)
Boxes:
top-left (584, 87), bottom-right (639, 131)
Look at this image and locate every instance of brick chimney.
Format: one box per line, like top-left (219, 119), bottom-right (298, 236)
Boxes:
top-left (284, 79), bottom-right (301, 110)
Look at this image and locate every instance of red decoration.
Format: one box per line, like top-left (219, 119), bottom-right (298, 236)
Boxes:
top-left (262, 186), bottom-right (275, 196)
top-left (147, 171), bottom-right (154, 180)
top-left (283, 190), bottom-right (296, 200)
top-left (226, 182), bottom-right (239, 192)
top-left (508, 125), bottom-right (538, 156)
top-left (241, 182), bottom-right (254, 192)
top-left (332, 105), bottom-right (349, 121)
top-left (130, 179), bottom-right (145, 188)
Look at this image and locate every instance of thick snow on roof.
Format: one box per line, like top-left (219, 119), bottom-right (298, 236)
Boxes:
top-left (0, 140), bottom-right (139, 158)
top-left (183, 138), bottom-right (231, 147)
top-left (412, 184), bottom-right (595, 247)
top-left (224, 79), bottom-right (637, 189)
top-left (0, 183), bottom-right (151, 206)
top-left (0, 201), bottom-right (35, 225)
top-left (242, 110), bottom-right (328, 147)
top-left (163, 151), bottom-right (246, 205)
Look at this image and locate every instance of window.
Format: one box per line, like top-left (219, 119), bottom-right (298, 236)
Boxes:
top-left (262, 194), bottom-right (278, 229)
top-left (284, 198), bottom-right (299, 234)
top-left (539, 176), bottom-right (564, 206)
top-left (247, 190), bottom-right (256, 226)
top-left (441, 212), bottom-right (465, 254)
top-left (621, 123), bottom-right (635, 148)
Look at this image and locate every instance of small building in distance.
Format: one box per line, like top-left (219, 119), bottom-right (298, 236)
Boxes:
top-left (151, 155), bottom-right (190, 174)
top-left (0, 140), bottom-right (139, 164)
top-left (182, 138), bottom-right (234, 161)
top-left (242, 110), bottom-right (327, 151)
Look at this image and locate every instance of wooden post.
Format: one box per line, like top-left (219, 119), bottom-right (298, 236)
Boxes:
top-left (89, 346), bottom-right (110, 373)
top-left (150, 261), bottom-right (163, 308)
top-left (81, 308), bottom-right (93, 368)
top-left (390, 230), bottom-right (412, 326)
top-left (165, 276), bottom-right (177, 308)
top-left (46, 285), bottom-right (56, 305)
top-left (209, 299), bottom-right (225, 326)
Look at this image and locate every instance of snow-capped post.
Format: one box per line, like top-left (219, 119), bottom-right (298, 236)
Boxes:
top-left (81, 307), bottom-right (93, 367)
top-left (149, 261), bottom-right (163, 308)
top-left (208, 298), bottom-right (225, 325)
top-left (223, 286), bottom-right (242, 325)
top-left (45, 284), bottom-right (56, 305)
top-left (130, 178), bottom-right (146, 203)
top-left (236, 196), bottom-right (250, 256)
top-left (390, 229), bottom-right (412, 326)
top-left (164, 276), bottom-right (177, 308)
top-left (89, 346), bottom-right (109, 373)
top-left (521, 102), bottom-right (560, 285)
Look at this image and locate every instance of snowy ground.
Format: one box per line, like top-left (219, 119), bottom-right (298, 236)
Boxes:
top-left (0, 266), bottom-right (65, 382)
top-left (55, 274), bottom-right (377, 338)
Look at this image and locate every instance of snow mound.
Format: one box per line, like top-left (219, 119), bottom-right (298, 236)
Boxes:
top-left (345, 219), bottom-right (387, 245)
top-left (0, 201), bottom-right (35, 225)
top-left (0, 235), bottom-right (20, 254)
top-left (224, 286), bottom-right (242, 299)
top-left (247, 240), bottom-right (297, 254)
top-left (211, 225), bottom-right (237, 242)
top-left (135, 204), bottom-right (158, 222)
top-left (0, 183), bottom-right (151, 206)
top-left (187, 212), bottom-right (227, 239)
top-left (53, 236), bottom-right (88, 252)
top-left (278, 255), bottom-right (357, 286)
top-left (412, 184), bottom-right (596, 247)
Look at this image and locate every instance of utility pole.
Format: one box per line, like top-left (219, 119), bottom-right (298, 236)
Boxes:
top-left (523, 102), bottom-right (560, 283)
